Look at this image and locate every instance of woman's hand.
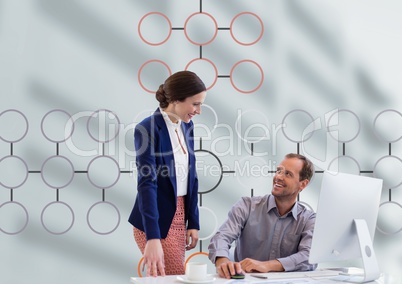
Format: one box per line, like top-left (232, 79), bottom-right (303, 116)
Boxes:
top-left (185, 229), bottom-right (199, 250)
top-left (143, 239), bottom-right (165, 277)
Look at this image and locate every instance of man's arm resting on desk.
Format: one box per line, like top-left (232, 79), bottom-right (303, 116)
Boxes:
top-left (240, 258), bottom-right (285, 273)
top-left (215, 257), bottom-right (284, 276)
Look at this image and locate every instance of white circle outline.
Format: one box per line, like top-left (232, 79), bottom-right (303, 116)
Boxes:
top-left (195, 149), bottom-right (223, 194)
top-left (373, 109), bottom-right (402, 143)
top-left (41, 201), bottom-right (75, 235)
top-left (0, 155), bottom-right (29, 189)
top-left (0, 201), bottom-right (29, 235)
top-left (281, 109), bottom-right (314, 143)
top-left (327, 109), bottom-right (361, 143)
top-left (327, 155), bottom-right (361, 175)
top-left (41, 155), bottom-right (75, 189)
top-left (377, 201), bottom-right (402, 235)
top-left (87, 201), bottom-right (121, 235)
top-left (373, 155), bottom-right (402, 189)
top-left (198, 206), bottom-right (218, 241)
top-left (40, 109), bottom-right (75, 143)
top-left (87, 156), bottom-right (121, 189)
top-left (86, 109), bottom-right (120, 143)
top-left (0, 109), bottom-right (29, 143)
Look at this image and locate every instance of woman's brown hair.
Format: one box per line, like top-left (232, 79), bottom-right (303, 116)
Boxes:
top-left (156, 71), bottom-right (206, 108)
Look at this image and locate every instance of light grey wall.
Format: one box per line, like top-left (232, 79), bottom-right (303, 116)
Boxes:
top-left (1, 0), bottom-right (402, 283)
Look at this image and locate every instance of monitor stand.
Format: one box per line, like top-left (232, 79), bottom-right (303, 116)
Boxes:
top-left (346, 219), bottom-right (381, 283)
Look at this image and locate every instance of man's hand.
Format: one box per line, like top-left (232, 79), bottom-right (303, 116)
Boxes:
top-left (240, 258), bottom-right (284, 273)
top-left (215, 257), bottom-right (244, 279)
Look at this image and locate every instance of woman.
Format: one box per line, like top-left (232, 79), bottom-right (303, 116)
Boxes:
top-left (128, 71), bottom-right (207, 277)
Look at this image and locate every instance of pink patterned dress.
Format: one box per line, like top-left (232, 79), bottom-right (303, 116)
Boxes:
top-left (133, 196), bottom-right (186, 275)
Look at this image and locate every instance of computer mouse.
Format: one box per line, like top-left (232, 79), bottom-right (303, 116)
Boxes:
top-left (230, 272), bottom-right (245, 279)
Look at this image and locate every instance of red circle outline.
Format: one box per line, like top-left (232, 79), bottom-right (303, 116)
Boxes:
top-left (185, 252), bottom-right (209, 267)
top-left (185, 58), bottom-right (218, 90)
top-left (137, 257), bottom-right (144, 277)
top-left (138, 12), bottom-right (172, 46)
top-left (184, 12), bottom-right (218, 46)
top-left (230, 12), bottom-right (264, 46)
top-left (230, 60), bottom-right (264, 93)
top-left (138, 60), bottom-right (172, 93)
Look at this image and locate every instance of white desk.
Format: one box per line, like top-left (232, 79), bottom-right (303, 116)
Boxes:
top-left (129, 269), bottom-right (371, 284)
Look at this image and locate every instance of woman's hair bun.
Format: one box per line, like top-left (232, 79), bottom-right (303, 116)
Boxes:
top-left (156, 84), bottom-right (169, 108)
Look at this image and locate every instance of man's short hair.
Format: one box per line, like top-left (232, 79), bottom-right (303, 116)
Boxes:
top-left (285, 153), bottom-right (314, 181)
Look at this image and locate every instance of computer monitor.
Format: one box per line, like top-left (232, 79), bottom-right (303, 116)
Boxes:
top-left (309, 171), bottom-right (383, 283)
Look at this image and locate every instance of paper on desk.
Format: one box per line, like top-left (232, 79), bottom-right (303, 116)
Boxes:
top-left (243, 278), bottom-right (337, 284)
top-left (241, 279), bottom-right (316, 284)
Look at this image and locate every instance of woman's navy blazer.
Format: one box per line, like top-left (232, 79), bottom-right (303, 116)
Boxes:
top-left (128, 108), bottom-right (200, 240)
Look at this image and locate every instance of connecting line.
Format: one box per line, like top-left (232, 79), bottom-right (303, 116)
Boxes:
top-left (102, 189), bottom-right (105, 202)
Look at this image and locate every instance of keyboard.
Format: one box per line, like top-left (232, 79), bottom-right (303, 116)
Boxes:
top-left (264, 269), bottom-right (341, 280)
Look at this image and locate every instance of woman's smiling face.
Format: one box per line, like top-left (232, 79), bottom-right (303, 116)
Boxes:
top-left (167, 91), bottom-right (206, 123)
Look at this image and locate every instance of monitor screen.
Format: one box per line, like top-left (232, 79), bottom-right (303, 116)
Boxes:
top-left (309, 171), bottom-right (383, 282)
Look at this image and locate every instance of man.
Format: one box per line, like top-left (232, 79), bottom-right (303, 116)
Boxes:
top-left (208, 153), bottom-right (317, 279)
